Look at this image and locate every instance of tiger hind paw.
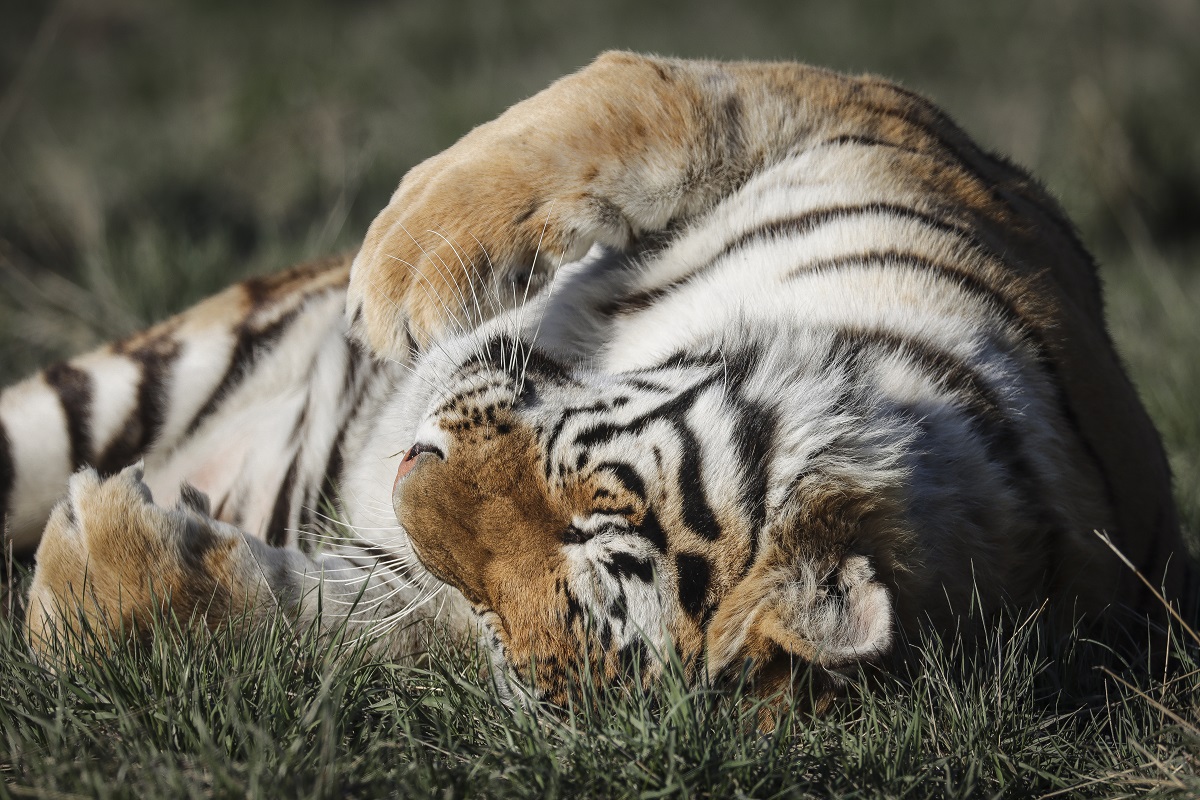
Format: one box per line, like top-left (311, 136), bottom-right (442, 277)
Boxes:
top-left (25, 464), bottom-right (264, 659)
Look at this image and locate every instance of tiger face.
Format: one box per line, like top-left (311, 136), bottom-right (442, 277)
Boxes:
top-left (392, 335), bottom-right (897, 706)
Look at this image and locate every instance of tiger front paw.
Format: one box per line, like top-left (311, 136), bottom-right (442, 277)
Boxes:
top-left (345, 52), bottom-right (698, 359)
top-left (345, 137), bottom-right (589, 359)
top-left (25, 464), bottom-right (265, 659)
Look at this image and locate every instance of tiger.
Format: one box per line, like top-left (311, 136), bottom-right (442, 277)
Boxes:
top-left (2, 52), bottom-right (1190, 709)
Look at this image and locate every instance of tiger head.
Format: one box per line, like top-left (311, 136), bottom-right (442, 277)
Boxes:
top-left (392, 334), bottom-right (906, 708)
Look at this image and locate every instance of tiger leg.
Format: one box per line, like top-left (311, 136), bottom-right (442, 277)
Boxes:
top-left (346, 51), bottom-right (1018, 358)
top-left (25, 464), bottom-right (415, 660)
top-left (0, 256), bottom-right (353, 554)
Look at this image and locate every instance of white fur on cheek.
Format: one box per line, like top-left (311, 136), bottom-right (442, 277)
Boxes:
top-left (563, 534), bottom-right (673, 655)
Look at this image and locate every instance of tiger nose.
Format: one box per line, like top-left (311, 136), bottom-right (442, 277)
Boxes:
top-left (393, 443), bottom-right (443, 493)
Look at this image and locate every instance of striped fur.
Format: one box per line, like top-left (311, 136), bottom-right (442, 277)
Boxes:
top-left (8, 53), bottom-right (1189, 708)
top-left (3, 257), bottom-right (361, 551)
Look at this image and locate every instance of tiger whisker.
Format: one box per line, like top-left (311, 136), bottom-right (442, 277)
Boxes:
top-left (391, 221), bottom-right (477, 339)
top-left (466, 230), bottom-right (514, 361)
top-left (358, 584), bottom-right (443, 635)
top-left (426, 226), bottom-right (489, 331)
top-left (517, 245), bottom-right (568, 403)
top-left (388, 221), bottom-right (473, 332)
top-left (440, 226), bottom-right (497, 332)
top-left (356, 271), bottom-right (451, 389)
top-left (381, 253), bottom-right (473, 362)
top-left (410, 224), bottom-right (478, 329)
top-left (340, 580), bottom-right (442, 638)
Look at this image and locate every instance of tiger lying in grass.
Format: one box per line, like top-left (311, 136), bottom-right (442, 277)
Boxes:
top-left (2, 52), bottom-right (1189, 709)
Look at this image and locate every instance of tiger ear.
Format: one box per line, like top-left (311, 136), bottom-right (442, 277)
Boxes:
top-left (707, 553), bottom-right (894, 680)
top-left (752, 554), bottom-right (893, 669)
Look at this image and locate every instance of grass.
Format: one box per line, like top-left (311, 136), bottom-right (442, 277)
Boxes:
top-left (1, 0), bottom-right (1198, 796)
top-left (1, 584), bottom-right (1198, 797)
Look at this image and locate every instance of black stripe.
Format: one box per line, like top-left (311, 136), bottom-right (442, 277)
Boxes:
top-left (291, 398), bottom-right (311, 440)
top-left (821, 110), bottom-right (1096, 280)
top-left (542, 401), bottom-right (614, 480)
top-left (341, 333), bottom-right (367, 398)
top-left (709, 202), bottom-right (986, 287)
top-left (593, 461), bottom-right (646, 502)
top-left (562, 581), bottom-right (584, 629)
top-left (0, 421), bottom-right (14, 535)
top-left (358, 543), bottom-right (419, 584)
top-left (606, 594), bottom-right (627, 626)
top-left (652, 350), bottom-right (726, 372)
top-left (605, 551), bottom-right (655, 583)
top-left (214, 487), bottom-right (246, 528)
top-left (542, 417), bottom-right (570, 480)
top-left (302, 352), bottom-right (379, 547)
top-left (616, 639), bottom-right (650, 676)
top-left (303, 429), bottom-right (346, 547)
top-left (213, 492), bottom-right (231, 521)
top-left (703, 92), bottom-right (746, 177)
top-left (731, 399), bottom-right (775, 567)
top-left (835, 80), bottom-right (1099, 281)
top-left (675, 552), bottom-right (711, 620)
top-left (830, 327), bottom-right (1067, 587)
top-left (675, 416), bottom-right (722, 541)
top-left (822, 133), bottom-right (927, 157)
top-left (832, 328), bottom-right (1016, 457)
top-left (608, 377), bottom-right (668, 394)
top-left (791, 250), bottom-right (1119, 525)
top-left (636, 507), bottom-right (668, 552)
top-left (784, 249), bottom-right (1037, 341)
top-left (43, 362), bottom-right (94, 469)
top-left (852, 100), bottom-right (1027, 212)
top-left (570, 382), bottom-right (709, 451)
top-left (185, 308), bottom-right (302, 437)
top-left (96, 338), bottom-right (181, 475)
top-left (514, 198), bottom-right (542, 225)
top-left (266, 452), bottom-right (300, 547)
top-left (861, 79), bottom-right (955, 121)
top-left (820, 332), bottom-right (876, 412)
top-left (602, 202), bottom-right (987, 319)
top-left (573, 376), bottom-right (723, 542)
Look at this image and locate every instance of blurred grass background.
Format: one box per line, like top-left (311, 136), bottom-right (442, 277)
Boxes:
top-left (1, 0), bottom-right (1197, 538)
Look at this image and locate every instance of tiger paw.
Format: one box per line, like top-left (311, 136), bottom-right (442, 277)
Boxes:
top-left (345, 133), bottom-right (589, 359)
top-left (25, 464), bottom-right (262, 659)
top-left (345, 52), bottom-right (698, 359)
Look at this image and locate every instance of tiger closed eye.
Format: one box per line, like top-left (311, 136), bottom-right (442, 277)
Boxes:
top-left (562, 525), bottom-right (594, 545)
